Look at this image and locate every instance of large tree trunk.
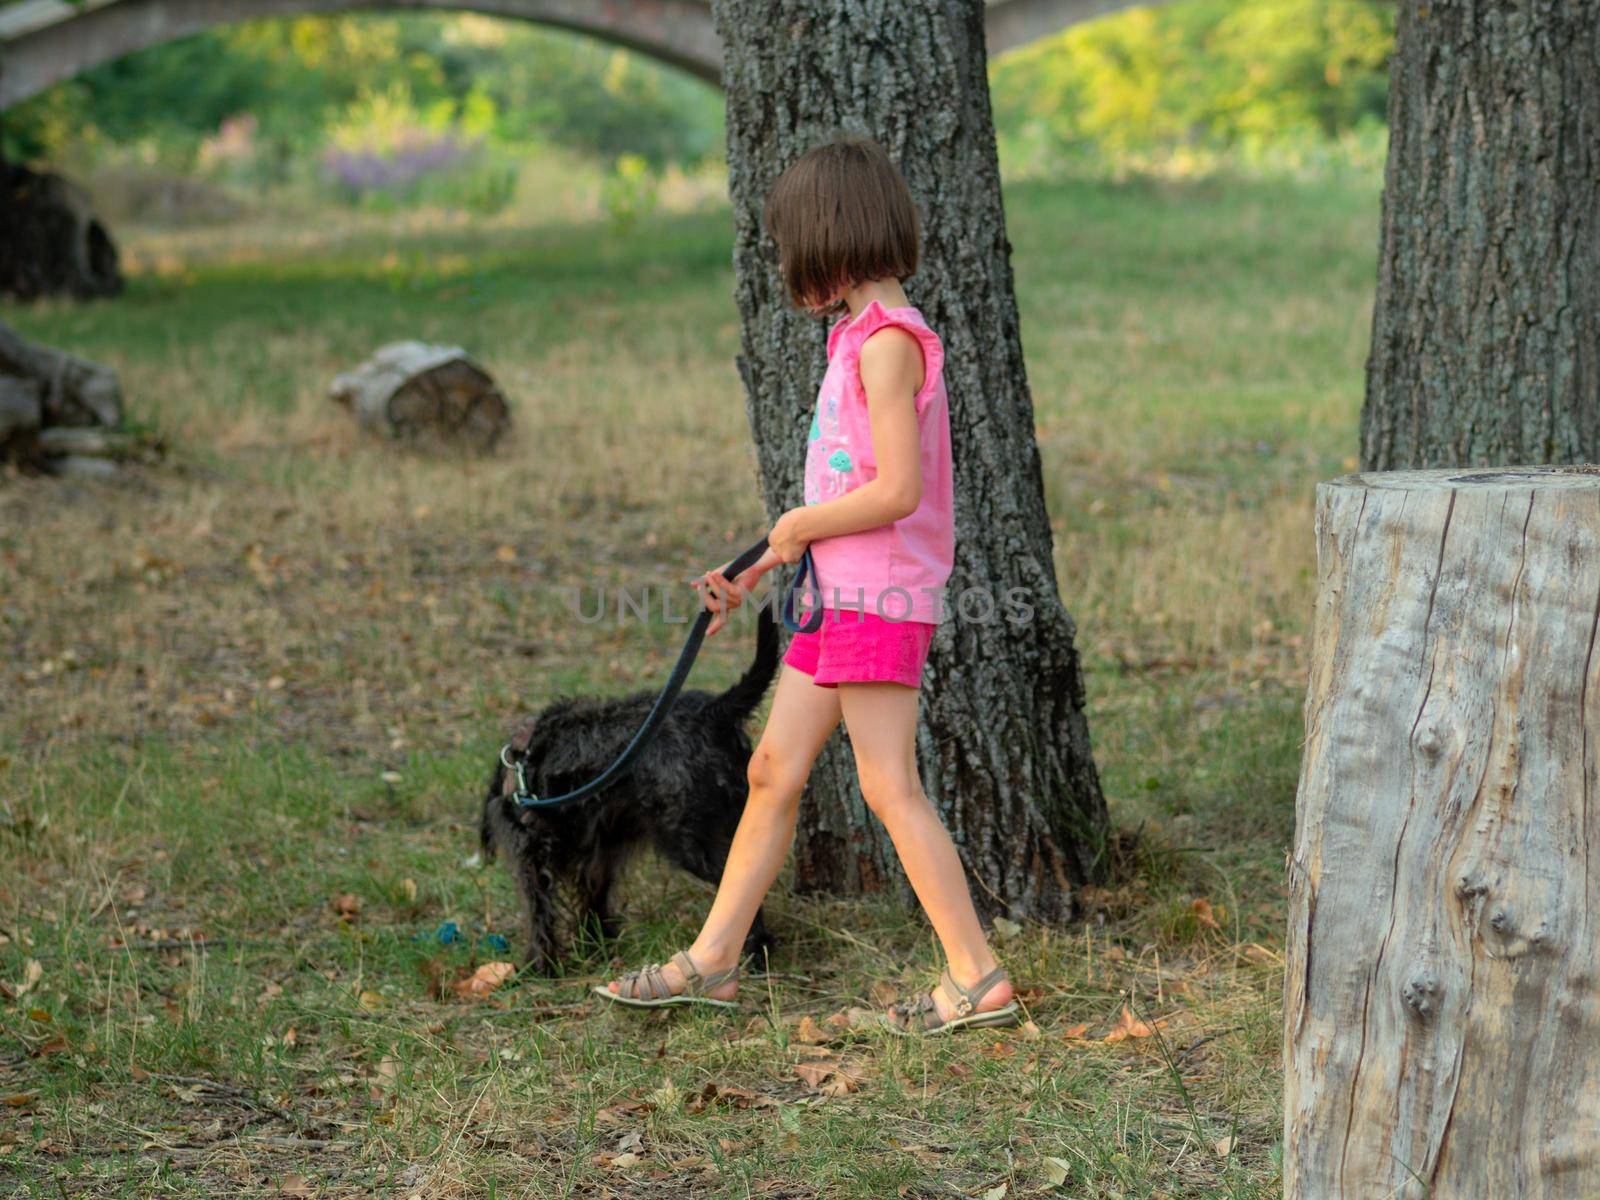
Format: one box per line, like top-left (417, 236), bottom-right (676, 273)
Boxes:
top-left (1284, 467), bottom-right (1600, 1199)
top-left (711, 0), bottom-right (1106, 921)
top-left (1359, 2), bottom-right (1600, 470)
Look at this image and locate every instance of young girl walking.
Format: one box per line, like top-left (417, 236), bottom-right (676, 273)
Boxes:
top-left (598, 137), bottom-right (1016, 1035)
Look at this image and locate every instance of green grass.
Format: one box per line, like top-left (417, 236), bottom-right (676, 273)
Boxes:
top-left (0, 164), bottom-right (1378, 1197)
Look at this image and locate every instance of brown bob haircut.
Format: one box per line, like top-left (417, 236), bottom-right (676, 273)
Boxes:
top-left (762, 137), bottom-right (919, 310)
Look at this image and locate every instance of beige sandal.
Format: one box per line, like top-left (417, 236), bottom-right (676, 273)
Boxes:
top-left (594, 950), bottom-right (739, 1010)
top-left (882, 965), bottom-right (1019, 1036)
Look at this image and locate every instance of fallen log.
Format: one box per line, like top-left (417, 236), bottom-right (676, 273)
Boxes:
top-left (37, 426), bottom-right (162, 464)
top-left (1284, 465), bottom-right (1600, 1199)
top-left (0, 318), bottom-right (129, 468)
top-left (0, 318), bottom-right (122, 429)
top-left (329, 342), bottom-right (510, 450)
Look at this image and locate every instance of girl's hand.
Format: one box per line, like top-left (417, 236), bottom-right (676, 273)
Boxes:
top-left (693, 547), bottom-right (782, 636)
top-left (768, 508), bottom-right (811, 564)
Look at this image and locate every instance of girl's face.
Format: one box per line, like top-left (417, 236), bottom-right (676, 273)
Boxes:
top-left (773, 235), bottom-right (847, 316)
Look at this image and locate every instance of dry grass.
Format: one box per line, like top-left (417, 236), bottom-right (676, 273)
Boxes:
top-left (0, 166), bottom-right (1377, 1197)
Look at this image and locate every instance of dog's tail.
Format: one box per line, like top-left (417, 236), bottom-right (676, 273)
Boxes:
top-left (705, 604), bottom-right (779, 725)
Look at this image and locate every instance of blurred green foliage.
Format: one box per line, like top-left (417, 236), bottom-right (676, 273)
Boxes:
top-left (1, 0), bottom-right (1396, 199)
top-left (990, 0), bottom-right (1395, 171)
top-left (1, 14), bottom-right (723, 170)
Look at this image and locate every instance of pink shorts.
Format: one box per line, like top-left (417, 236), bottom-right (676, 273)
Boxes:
top-left (782, 609), bottom-right (936, 689)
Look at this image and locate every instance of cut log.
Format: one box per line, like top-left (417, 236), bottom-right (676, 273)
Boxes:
top-left (0, 377), bottom-right (43, 442)
top-left (329, 342), bottom-right (510, 450)
top-left (0, 161), bottom-right (123, 301)
top-left (36, 426), bottom-right (162, 464)
top-left (0, 317), bottom-right (123, 463)
top-left (1285, 466), bottom-right (1600, 1199)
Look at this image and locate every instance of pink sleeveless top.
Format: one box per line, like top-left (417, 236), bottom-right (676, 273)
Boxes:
top-left (802, 301), bottom-right (954, 624)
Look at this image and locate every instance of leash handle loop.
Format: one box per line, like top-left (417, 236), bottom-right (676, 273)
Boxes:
top-left (781, 547), bottom-right (825, 635)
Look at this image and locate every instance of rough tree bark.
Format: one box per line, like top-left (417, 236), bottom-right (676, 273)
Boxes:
top-left (1359, 1), bottom-right (1600, 470)
top-left (711, 0), bottom-right (1106, 920)
top-left (1284, 466), bottom-right (1600, 1199)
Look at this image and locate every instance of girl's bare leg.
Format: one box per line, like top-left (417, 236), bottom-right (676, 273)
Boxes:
top-left (837, 681), bottom-right (1012, 1019)
top-left (607, 665), bottom-right (841, 999)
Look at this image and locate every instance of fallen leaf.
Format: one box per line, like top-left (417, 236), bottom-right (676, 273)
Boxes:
top-left (982, 1184), bottom-right (1008, 1200)
top-left (596, 1101), bottom-right (652, 1125)
top-left (793, 1058), bottom-right (865, 1096)
top-left (823, 1006), bottom-right (878, 1033)
top-left (1062, 1022), bottom-right (1091, 1040)
top-left (30, 1035), bottom-right (67, 1058)
top-left (868, 980), bottom-right (900, 1006)
top-left (794, 1015), bottom-right (829, 1044)
top-left (330, 893), bottom-right (361, 920)
top-left (1042, 1156), bottom-right (1071, 1186)
top-left (14, 959), bottom-right (42, 998)
top-left (357, 990), bottom-right (387, 1012)
top-left (1213, 1135), bottom-right (1234, 1158)
top-left (821, 1064), bottom-right (865, 1098)
top-left (452, 961), bottom-right (515, 998)
top-left (991, 915), bottom-right (1023, 941)
top-left (609, 1151), bottom-right (641, 1169)
top-left (1103, 1004), bottom-right (1166, 1044)
top-left (3, 1094), bottom-right (35, 1109)
top-left (648, 1079), bottom-right (681, 1110)
top-left (686, 1082), bottom-right (777, 1113)
top-left (1019, 1020), bottom-right (1042, 1041)
top-left (279, 1175), bottom-right (313, 1197)
top-left (1192, 898), bottom-right (1221, 930)
top-left (792, 1060), bottom-right (833, 1088)
top-left (370, 1055), bottom-right (402, 1098)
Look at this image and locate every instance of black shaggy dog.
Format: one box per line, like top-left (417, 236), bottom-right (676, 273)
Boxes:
top-left (481, 608), bottom-right (779, 973)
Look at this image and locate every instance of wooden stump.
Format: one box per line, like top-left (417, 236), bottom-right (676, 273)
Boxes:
top-left (1285, 466), bottom-right (1600, 1199)
top-left (329, 342), bottom-right (510, 450)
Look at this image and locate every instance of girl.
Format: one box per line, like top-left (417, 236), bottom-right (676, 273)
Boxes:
top-left (599, 137), bottom-right (1016, 1035)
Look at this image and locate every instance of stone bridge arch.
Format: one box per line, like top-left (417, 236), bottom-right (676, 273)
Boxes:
top-left (0, 0), bottom-right (1154, 110)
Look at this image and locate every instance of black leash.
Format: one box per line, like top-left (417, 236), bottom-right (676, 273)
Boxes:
top-left (504, 538), bottom-right (823, 809)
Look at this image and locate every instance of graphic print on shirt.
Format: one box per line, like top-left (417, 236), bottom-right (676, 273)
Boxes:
top-left (805, 371), bottom-right (857, 506)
